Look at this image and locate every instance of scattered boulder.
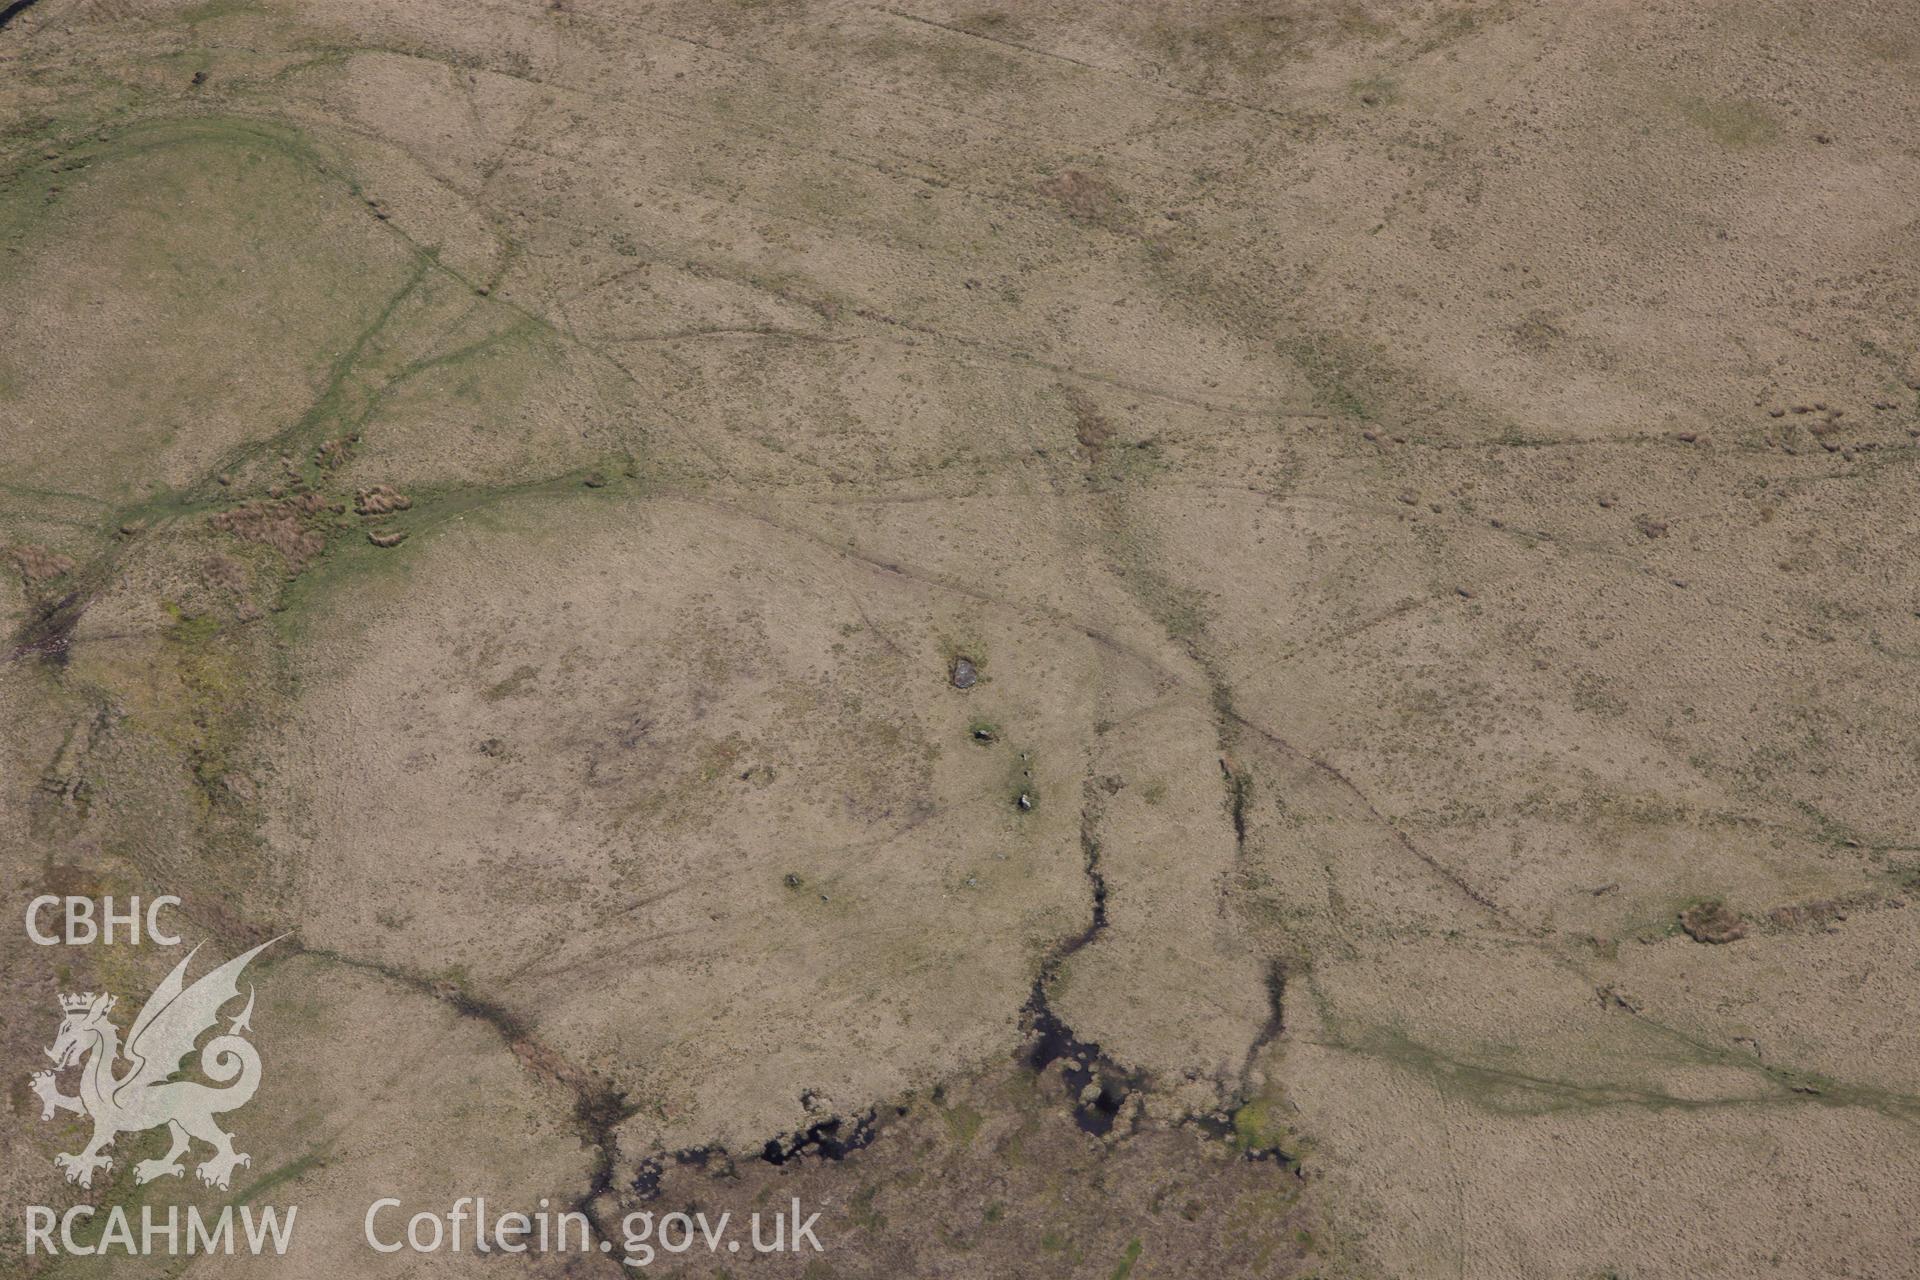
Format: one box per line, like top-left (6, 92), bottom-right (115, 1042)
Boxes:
top-left (951, 655), bottom-right (978, 689)
top-left (1679, 900), bottom-right (1747, 944)
top-left (355, 485), bottom-right (411, 516)
top-left (314, 435), bottom-right (358, 469)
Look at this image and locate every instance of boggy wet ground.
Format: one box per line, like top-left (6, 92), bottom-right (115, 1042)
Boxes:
top-left (603, 1046), bottom-right (1324, 1279)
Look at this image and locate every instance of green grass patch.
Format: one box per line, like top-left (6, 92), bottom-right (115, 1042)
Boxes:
top-left (942, 1102), bottom-right (984, 1146)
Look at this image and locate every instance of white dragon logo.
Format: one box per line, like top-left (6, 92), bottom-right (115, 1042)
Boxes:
top-left (29, 938), bottom-right (281, 1192)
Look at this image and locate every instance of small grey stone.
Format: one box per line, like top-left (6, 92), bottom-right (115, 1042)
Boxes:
top-left (950, 656), bottom-right (978, 689)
